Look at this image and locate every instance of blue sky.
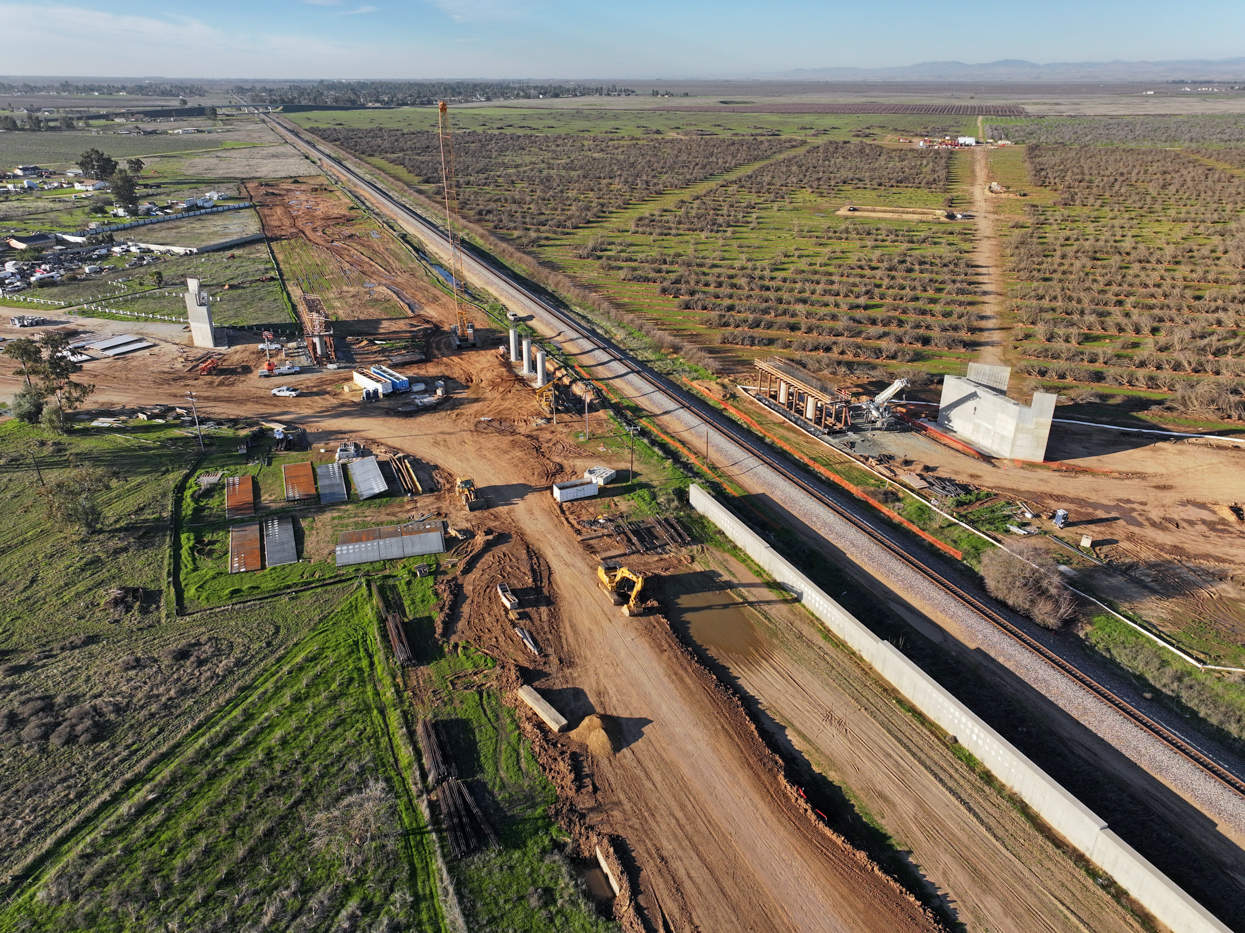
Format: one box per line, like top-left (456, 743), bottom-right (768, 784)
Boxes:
top-left (3, 0), bottom-right (1244, 80)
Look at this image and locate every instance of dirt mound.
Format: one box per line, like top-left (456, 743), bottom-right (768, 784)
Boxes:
top-left (568, 713), bottom-right (622, 758)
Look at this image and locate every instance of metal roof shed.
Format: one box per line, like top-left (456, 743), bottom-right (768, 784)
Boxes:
top-left (262, 516), bottom-right (298, 566)
top-left (282, 462), bottom-right (316, 501)
top-left (316, 462), bottom-right (347, 504)
top-left (346, 456), bottom-right (388, 500)
top-left (229, 522), bottom-right (262, 573)
top-left (335, 520), bottom-right (445, 567)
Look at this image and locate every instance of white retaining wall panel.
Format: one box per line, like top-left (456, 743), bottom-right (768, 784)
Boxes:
top-left (687, 483), bottom-right (1229, 933)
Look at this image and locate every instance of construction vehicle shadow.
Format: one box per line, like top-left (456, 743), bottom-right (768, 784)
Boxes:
top-left (477, 481), bottom-right (532, 509)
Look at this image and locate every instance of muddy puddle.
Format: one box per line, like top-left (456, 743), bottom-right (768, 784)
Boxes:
top-left (580, 864), bottom-right (615, 902)
top-left (663, 570), bottom-right (770, 664)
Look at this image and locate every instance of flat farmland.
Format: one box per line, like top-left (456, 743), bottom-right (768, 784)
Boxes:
top-left (0, 129), bottom-right (262, 170)
top-left (991, 141), bottom-right (1245, 421)
top-left (291, 105), bottom-right (973, 140)
top-left (248, 179), bottom-right (452, 322)
top-left (306, 113), bottom-right (982, 379)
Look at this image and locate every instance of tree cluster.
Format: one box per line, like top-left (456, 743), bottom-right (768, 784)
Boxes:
top-left (980, 542), bottom-right (1077, 630)
top-left (3, 332), bottom-right (95, 430)
top-left (240, 80), bottom-right (635, 107)
top-left (0, 80), bottom-right (205, 97)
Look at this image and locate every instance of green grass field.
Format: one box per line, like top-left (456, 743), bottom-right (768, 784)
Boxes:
top-left (0, 131), bottom-right (258, 169)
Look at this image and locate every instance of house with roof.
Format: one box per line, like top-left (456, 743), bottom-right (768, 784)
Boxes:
top-left (74, 179), bottom-right (109, 191)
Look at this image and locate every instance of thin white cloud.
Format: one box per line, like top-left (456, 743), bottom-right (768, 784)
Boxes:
top-left (423, 0), bottom-right (533, 23)
top-left (343, 5), bottom-right (379, 13)
top-left (0, 3), bottom-right (385, 76)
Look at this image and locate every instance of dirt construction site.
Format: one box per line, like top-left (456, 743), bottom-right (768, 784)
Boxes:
top-left (5, 169), bottom-right (1242, 932)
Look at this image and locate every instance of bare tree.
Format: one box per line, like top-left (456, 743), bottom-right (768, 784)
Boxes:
top-left (980, 541), bottom-right (1077, 629)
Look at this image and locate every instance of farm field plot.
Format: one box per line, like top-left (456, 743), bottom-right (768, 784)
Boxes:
top-left (0, 421), bottom-right (336, 883)
top-left (135, 207), bottom-right (262, 249)
top-left (312, 125), bottom-right (802, 245)
top-left (309, 116), bottom-right (984, 378)
top-left (538, 139), bottom-right (980, 375)
top-left (995, 143), bottom-right (1245, 421)
top-left (985, 113), bottom-right (1245, 146)
top-left (0, 129), bottom-right (262, 169)
top-left (1, 587), bottom-right (447, 933)
top-left (292, 105), bottom-right (973, 141)
top-left (248, 179), bottom-right (455, 322)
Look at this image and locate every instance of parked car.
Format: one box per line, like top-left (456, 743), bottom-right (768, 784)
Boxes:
top-left (272, 364), bottom-right (300, 376)
top-left (271, 386), bottom-right (300, 398)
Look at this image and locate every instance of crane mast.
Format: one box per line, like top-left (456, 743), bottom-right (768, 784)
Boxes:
top-left (437, 101), bottom-right (474, 347)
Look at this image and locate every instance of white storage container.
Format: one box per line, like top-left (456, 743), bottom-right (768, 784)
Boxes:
top-left (552, 479), bottom-right (599, 503)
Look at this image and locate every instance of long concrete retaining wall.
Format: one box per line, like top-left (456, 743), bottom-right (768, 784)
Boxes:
top-left (688, 483), bottom-right (1229, 933)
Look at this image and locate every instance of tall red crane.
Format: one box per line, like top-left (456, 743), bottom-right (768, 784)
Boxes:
top-left (438, 101), bottom-right (475, 347)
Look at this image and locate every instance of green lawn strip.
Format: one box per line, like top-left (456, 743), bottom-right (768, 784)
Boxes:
top-left (421, 643), bottom-right (613, 933)
top-left (1085, 613), bottom-right (1245, 753)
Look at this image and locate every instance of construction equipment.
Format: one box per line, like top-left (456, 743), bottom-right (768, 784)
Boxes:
top-left (198, 357), bottom-right (221, 376)
top-left (597, 560), bottom-right (647, 617)
top-left (438, 101), bottom-right (475, 349)
top-left (536, 381), bottom-right (557, 418)
top-left (456, 477), bottom-right (484, 511)
top-left (851, 377), bottom-right (909, 429)
top-left (497, 582), bottom-right (519, 610)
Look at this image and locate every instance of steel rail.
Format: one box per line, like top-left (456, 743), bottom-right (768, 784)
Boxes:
top-left (265, 115), bottom-right (1245, 801)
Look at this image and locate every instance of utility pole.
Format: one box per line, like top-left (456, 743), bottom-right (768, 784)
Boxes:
top-left (185, 392), bottom-right (204, 453)
top-left (628, 424), bottom-right (637, 483)
top-left (583, 389), bottom-right (590, 441)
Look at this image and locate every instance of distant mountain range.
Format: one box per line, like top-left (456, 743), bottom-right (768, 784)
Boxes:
top-left (784, 58), bottom-right (1245, 82)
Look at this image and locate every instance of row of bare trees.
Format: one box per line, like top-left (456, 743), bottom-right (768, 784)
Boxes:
top-left (312, 126), bottom-right (796, 240)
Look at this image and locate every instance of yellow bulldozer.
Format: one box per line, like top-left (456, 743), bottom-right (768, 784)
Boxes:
top-left (597, 561), bottom-right (646, 617)
top-left (455, 477), bottom-right (485, 511)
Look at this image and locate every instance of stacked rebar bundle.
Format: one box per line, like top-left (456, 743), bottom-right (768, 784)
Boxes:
top-left (385, 612), bottom-right (414, 667)
top-left (418, 719), bottom-right (498, 858)
top-left (417, 719), bottom-right (454, 787)
top-left (440, 778), bottom-right (500, 857)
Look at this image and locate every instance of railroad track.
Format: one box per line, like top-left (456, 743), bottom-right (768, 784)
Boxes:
top-left (266, 115), bottom-right (1245, 802)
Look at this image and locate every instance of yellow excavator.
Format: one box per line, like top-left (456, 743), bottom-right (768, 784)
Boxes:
top-left (597, 561), bottom-right (646, 617)
top-left (455, 477), bottom-right (484, 511)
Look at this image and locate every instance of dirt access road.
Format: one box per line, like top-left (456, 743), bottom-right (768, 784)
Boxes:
top-left (671, 552), bottom-right (1148, 933)
top-left (969, 144), bottom-right (1006, 365)
top-left (335, 376), bottom-right (939, 933)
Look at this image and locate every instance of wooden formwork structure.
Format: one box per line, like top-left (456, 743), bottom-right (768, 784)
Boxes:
top-left (390, 456), bottom-right (424, 495)
top-left (299, 295), bottom-right (335, 365)
top-left (754, 358), bottom-right (851, 431)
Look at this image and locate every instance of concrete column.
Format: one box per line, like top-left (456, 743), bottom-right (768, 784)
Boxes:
top-left (509, 326), bottom-right (519, 363)
top-left (535, 348), bottom-right (546, 387)
top-left (522, 337), bottom-right (533, 375)
top-left (805, 395), bottom-right (817, 421)
top-left (778, 381), bottom-right (789, 406)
